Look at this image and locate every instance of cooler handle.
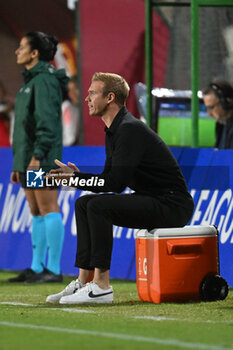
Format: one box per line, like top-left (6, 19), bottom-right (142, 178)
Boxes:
top-left (167, 241), bottom-right (202, 256)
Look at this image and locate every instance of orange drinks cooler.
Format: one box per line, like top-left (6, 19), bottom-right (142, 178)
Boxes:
top-left (135, 225), bottom-right (219, 303)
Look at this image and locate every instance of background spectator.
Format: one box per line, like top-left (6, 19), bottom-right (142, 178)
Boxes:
top-left (0, 81), bottom-right (14, 146)
top-left (62, 75), bottom-right (80, 146)
top-left (203, 81), bottom-right (233, 149)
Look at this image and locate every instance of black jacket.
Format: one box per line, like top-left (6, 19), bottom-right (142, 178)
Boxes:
top-left (74, 107), bottom-right (193, 209)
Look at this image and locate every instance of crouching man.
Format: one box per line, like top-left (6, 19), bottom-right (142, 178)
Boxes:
top-left (46, 72), bottom-right (194, 304)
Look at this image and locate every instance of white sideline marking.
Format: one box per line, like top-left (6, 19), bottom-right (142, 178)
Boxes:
top-left (0, 302), bottom-right (33, 306)
top-left (1, 301), bottom-right (232, 324)
top-left (0, 294), bottom-right (42, 297)
top-left (0, 302), bottom-right (95, 314)
top-left (57, 308), bottom-right (96, 314)
top-left (0, 321), bottom-right (232, 350)
top-left (134, 316), bottom-right (232, 324)
top-left (135, 316), bottom-right (180, 321)
top-left (53, 308), bottom-right (95, 314)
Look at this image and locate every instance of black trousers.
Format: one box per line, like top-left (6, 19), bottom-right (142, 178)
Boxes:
top-left (74, 192), bottom-right (194, 270)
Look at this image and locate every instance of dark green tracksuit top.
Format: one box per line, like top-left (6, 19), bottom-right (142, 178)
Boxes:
top-left (13, 61), bottom-right (68, 173)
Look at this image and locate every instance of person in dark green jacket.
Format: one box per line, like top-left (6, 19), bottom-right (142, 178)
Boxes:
top-left (10, 31), bottom-right (69, 283)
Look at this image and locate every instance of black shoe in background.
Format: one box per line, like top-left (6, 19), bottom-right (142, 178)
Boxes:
top-left (25, 267), bottom-right (63, 283)
top-left (8, 268), bottom-right (36, 282)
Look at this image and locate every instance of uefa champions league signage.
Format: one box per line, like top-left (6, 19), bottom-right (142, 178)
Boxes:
top-left (0, 147), bottom-right (233, 285)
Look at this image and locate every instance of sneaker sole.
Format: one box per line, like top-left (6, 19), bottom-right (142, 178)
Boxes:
top-left (46, 297), bottom-right (61, 303)
top-left (59, 296), bottom-right (113, 304)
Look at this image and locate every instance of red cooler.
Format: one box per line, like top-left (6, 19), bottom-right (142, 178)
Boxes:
top-left (135, 225), bottom-right (219, 303)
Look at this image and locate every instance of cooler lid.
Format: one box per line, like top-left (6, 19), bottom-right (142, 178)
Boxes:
top-left (135, 225), bottom-right (218, 239)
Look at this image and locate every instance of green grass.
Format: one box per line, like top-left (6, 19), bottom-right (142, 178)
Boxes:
top-left (158, 117), bottom-right (215, 147)
top-left (0, 270), bottom-right (233, 350)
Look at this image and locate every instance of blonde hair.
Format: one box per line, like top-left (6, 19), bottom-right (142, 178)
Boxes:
top-left (92, 72), bottom-right (130, 107)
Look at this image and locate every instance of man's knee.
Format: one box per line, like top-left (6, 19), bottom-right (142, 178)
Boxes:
top-left (75, 194), bottom-right (98, 213)
top-left (86, 196), bottom-right (109, 217)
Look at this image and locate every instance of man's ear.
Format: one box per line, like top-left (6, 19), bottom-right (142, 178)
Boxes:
top-left (107, 92), bottom-right (115, 104)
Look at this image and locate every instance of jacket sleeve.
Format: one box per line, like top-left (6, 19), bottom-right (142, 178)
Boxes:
top-left (72, 124), bottom-right (145, 193)
top-left (32, 74), bottom-right (61, 159)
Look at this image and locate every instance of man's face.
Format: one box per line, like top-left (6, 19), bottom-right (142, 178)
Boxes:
top-left (203, 92), bottom-right (226, 124)
top-left (85, 80), bottom-right (109, 116)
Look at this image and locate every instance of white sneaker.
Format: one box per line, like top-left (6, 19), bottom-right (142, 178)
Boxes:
top-left (59, 282), bottom-right (113, 304)
top-left (46, 279), bottom-right (84, 303)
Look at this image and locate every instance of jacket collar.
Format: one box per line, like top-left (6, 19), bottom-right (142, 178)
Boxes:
top-left (104, 106), bottom-right (128, 135)
top-left (22, 61), bottom-right (50, 83)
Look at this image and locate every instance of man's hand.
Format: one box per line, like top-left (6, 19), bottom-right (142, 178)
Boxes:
top-left (56, 159), bottom-right (80, 172)
top-left (46, 159), bottom-right (80, 181)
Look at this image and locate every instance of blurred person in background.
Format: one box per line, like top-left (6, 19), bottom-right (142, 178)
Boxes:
top-left (203, 81), bottom-right (233, 149)
top-left (0, 81), bottom-right (14, 146)
top-left (62, 75), bottom-right (80, 145)
top-left (9, 31), bottom-right (68, 283)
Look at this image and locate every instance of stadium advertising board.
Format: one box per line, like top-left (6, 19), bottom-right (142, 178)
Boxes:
top-left (0, 147), bottom-right (232, 285)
